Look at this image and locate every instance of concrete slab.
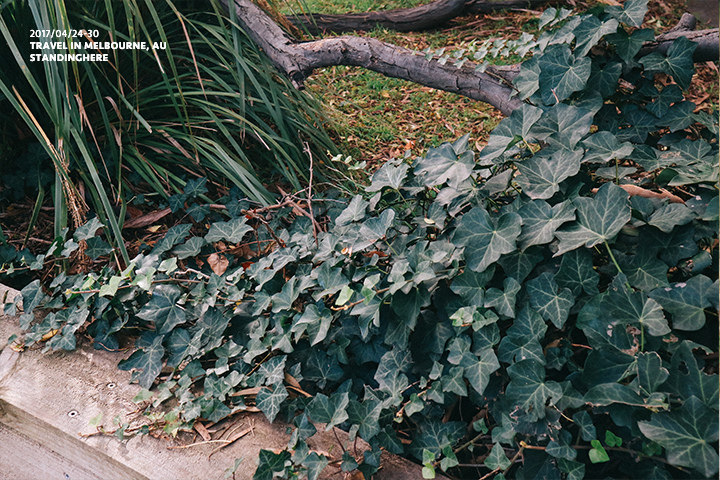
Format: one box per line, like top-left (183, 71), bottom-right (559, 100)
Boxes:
top-left (0, 285), bottom-right (436, 479)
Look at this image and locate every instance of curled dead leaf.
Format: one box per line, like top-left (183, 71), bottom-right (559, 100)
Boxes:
top-left (207, 253), bottom-right (229, 276)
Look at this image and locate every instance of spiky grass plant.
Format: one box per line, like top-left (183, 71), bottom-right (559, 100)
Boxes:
top-left (0, 0), bottom-right (338, 262)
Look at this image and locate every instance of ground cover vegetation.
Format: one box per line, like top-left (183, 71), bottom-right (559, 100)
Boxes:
top-left (1, 0), bottom-right (719, 479)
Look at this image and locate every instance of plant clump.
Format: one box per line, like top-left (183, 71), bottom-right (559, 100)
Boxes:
top-left (2, 1), bottom-right (718, 479)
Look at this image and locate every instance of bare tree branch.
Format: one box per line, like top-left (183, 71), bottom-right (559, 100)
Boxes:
top-left (223, 0), bottom-right (523, 115)
top-left (287, 0), bottom-right (550, 35)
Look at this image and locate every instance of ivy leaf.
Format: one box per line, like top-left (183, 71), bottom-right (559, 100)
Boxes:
top-left (183, 177), bottom-right (208, 197)
top-left (255, 450), bottom-right (291, 480)
top-left (137, 284), bottom-right (186, 334)
top-left (118, 333), bottom-right (165, 389)
top-left (409, 420), bottom-right (466, 458)
top-left (205, 218), bottom-right (252, 243)
top-left (518, 200), bottom-right (575, 249)
top-left (152, 224), bottom-right (192, 255)
top-left (636, 351), bottom-right (670, 395)
top-left (588, 440), bottom-right (610, 463)
top-left (498, 249), bottom-right (542, 283)
top-left (604, 274), bottom-right (670, 336)
top-left (196, 307), bottom-right (230, 351)
top-left (649, 275), bottom-right (714, 331)
top-left (304, 453), bottom-right (328, 480)
top-left (172, 237), bottom-right (206, 259)
top-left (359, 209), bottom-right (395, 241)
top-left (414, 143), bottom-right (475, 189)
top-left (606, 0), bottom-right (648, 27)
top-left (21, 279), bottom-right (45, 314)
top-left (584, 383), bottom-right (648, 407)
top-left (85, 237), bottom-right (113, 260)
top-left (462, 347), bottom-right (501, 396)
top-left (506, 360), bottom-right (563, 420)
top-left (532, 103), bottom-right (597, 151)
top-left (620, 250), bottom-right (669, 292)
top-left (658, 101), bottom-right (696, 132)
top-left (477, 118), bottom-right (518, 164)
top-left (256, 384), bottom-right (288, 423)
top-left (555, 182), bottom-right (631, 255)
top-left (640, 36), bottom-right (696, 90)
top-left (484, 277), bottom-right (521, 318)
top-left (450, 266), bottom-right (495, 306)
top-left (366, 160), bottom-right (409, 192)
top-left (485, 443), bottom-right (512, 470)
top-left (453, 209), bottom-right (522, 273)
top-left (74, 217), bottom-right (104, 241)
top-left (648, 203), bottom-right (694, 233)
top-left (442, 366), bottom-right (468, 396)
top-left (294, 304), bottom-right (333, 346)
top-left (607, 28), bottom-right (655, 63)
top-left (639, 397), bottom-right (719, 478)
top-left (582, 132), bottom-right (634, 163)
top-left (517, 148), bottom-right (583, 200)
top-left (587, 60), bottom-right (622, 98)
top-left (526, 272), bottom-right (574, 329)
top-left (165, 328), bottom-right (200, 368)
top-left (666, 342), bottom-right (719, 407)
top-left (573, 16), bottom-right (619, 57)
top-left (307, 392), bottom-right (349, 430)
top-left (647, 84), bottom-right (684, 118)
top-left (573, 411), bottom-right (597, 441)
top-left (513, 56), bottom-right (540, 100)
top-left (498, 333), bottom-right (545, 365)
top-left (346, 397), bottom-right (382, 439)
top-left (335, 195), bottom-right (368, 226)
top-left (555, 249), bottom-right (599, 296)
top-left (557, 459), bottom-right (585, 480)
top-left (538, 44), bottom-right (592, 104)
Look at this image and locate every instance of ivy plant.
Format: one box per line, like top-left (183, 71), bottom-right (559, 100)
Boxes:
top-left (3, 2), bottom-right (718, 479)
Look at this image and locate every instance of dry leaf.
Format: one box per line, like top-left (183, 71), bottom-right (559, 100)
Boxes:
top-left (208, 253), bottom-right (229, 276)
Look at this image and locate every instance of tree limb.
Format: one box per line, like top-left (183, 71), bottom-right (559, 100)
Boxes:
top-left (223, 0), bottom-right (717, 119)
top-left (223, 0), bottom-right (523, 115)
top-left (287, 0), bottom-right (550, 35)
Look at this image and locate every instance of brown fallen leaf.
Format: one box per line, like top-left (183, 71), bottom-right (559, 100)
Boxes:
top-left (194, 422), bottom-right (212, 442)
top-left (123, 208), bottom-right (172, 229)
top-left (208, 253), bottom-right (229, 276)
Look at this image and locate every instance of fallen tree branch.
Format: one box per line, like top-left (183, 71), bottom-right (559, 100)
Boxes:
top-left (287, 0), bottom-right (550, 34)
top-left (223, 0), bottom-right (522, 115)
top-left (223, 0), bottom-right (717, 118)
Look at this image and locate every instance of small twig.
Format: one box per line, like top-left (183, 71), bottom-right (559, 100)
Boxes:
top-left (304, 142), bottom-right (319, 245)
top-left (167, 439), bottom-right (232, 449)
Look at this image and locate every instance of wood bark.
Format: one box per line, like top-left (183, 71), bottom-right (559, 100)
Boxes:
top-left (222, 0), bottom-right (523, 115)
top-left (223, 0), bottom-right (718, 117)
top-left (287, 0), bottom-right (550, 35)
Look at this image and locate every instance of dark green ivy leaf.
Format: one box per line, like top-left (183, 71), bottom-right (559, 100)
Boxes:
top-left (366, 160), bottom-right (409, 192)
top-left (517, 148), bottom-right (583, 200)
top-left (485, 443), bottom-right (512, 470)
top-left (607, 28), bottom-right (655, 63)
top-left (526, 272), bottom-right (574, 329)
top-left (573, 16), bottom-right (619, 57)
top-left (582, 131), bottom-right (634, 163)
top-left (414, 143), bottom-right (475, 189)
top-left (606, 0), bottom-right (648, 27)
top-left (204, 217), bottom-right (252, 243)
top-left (484, 277), bottom-right (521, 318)
top-left (307, 392), bottom-right (350, 430)
top-left (650, 275), bottom-right (714, 331)
top-left (85, 237), bottom-right (114, 260)
top-left (172, 237), bottom-right (206, 259)
top-left (450, 265), bottom-right (495, 306)
top-left (555, 248), bottom-right (599, 296)
top-left (254, 450), bottom-right (291, 480)
top-left (74, 217), bottom-right (104, 241)
top-left (137, 284), bottom-right (186, 334)
top-left (256, 384), bottom-right (288, 423)
top-left (640, 36), bottom-right (697, 90)
top-left (555, 182), bottom-right (631, 255)
top-left (639, 396), bottom-right (719, 478)
top-left (454, 209), bottom-right (522, 273)
top-left (538, 44), bottom-right (592, 104)
top-left (506, 360), bottom-right (563, 420)
top-left (518, 199), bottom-right (576, 249)
top-left (603, 274), bottom-right (670, 336)
top-left (118, 333), bottom-right (165, 389)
